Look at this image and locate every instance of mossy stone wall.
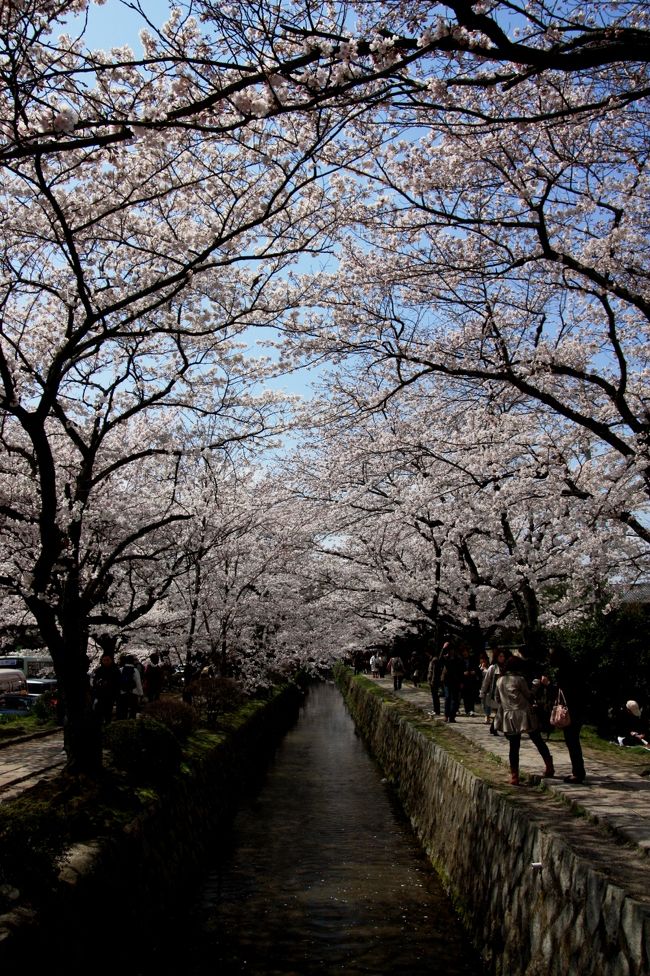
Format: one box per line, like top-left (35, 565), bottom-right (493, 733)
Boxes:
top-left (336, 668), bottom-right (650, 976)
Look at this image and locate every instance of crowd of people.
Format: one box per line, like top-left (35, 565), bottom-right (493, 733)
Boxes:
top-left (356, 642), bottom-right (649, 786)
top-left (90, 651), bottom-right (168, 724)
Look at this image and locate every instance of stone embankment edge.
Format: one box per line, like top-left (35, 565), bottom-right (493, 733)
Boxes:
top-left (0, 726), bottom-right (60, 750)
top-left (335, 667), bottom-right (650, 976)
top-left (0, 683), bottom-right (304, 968)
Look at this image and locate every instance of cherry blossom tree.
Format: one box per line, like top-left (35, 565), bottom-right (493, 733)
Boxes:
top-left (4, 2), bottom-right (647, 166)
top-left (146, 457), bottom-right (375, 687)
top-left (0, 0), bottom-right (368, 771)
top-left (279, 23), bottom-right (650, 546)
top-left (285, 376), bottom-right (646, 654)
top-left (1, 1), bottom-right (648, 771)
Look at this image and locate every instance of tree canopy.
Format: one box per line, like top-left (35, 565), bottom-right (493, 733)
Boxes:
top-left (1, 1), bottom-right (648, 768)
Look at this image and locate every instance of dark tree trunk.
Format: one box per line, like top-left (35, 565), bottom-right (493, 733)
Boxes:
top-left (28, 595), bottom-right (103, 776)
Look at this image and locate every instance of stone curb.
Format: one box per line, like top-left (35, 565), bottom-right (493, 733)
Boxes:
top-left (0, 727), bottom-right (61, 751)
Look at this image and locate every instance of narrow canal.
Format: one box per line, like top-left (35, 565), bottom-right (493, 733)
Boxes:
top-left (151, 682), bottom-right (483, 975)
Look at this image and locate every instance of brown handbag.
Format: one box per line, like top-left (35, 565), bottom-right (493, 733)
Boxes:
top-left (550, 689), bottom-right (571, 728)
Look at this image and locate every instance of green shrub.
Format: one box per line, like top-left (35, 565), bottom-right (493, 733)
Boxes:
top-left (30, 689), bottom-right (59, 723)
top-left (144, 698), bottom-right (195, 740)
top-left (0, 798), bottom-right (69, 899)
top-left (186, 676), bottom-right (246, 728)
top-left (104, 716), bottom-right (181, 782)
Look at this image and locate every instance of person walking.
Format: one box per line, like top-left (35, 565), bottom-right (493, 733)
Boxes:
top-left (427, 651), bottom-right (443, 715)
top-left (547, 646), bottom-right (587, 784)
top-left (388, 654), bottom-right (405, 691)
top-left (480, 648), bottom-right (508, 735)
top-left (460, 647), bottom-right (479, 716)
top-left (441, 644), bottom-right (463, 723)
top-left (91, 653), bottom-right (121, 724)
top-left (496, 656), bottom-right (555, 785)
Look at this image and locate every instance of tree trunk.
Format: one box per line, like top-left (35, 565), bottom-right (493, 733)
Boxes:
top-left (29, 597), bottom-right (103, 776)
top-left (61, 664), bottom-right (102, 776)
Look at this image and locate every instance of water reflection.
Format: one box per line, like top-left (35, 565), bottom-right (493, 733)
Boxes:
top-left (182, 682), bottom-right (483, 976)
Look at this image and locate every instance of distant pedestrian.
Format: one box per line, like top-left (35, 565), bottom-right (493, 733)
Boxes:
top-left (427, 652), bottom-right (443, 715)
top-left (480, 649), bottom-right (508, 735)
top-left (441, 644), bottom-right (463, 723)
top-left (353, 650), bottom-right (365, 675)
top-left (388, 655), bottom-right (405, 691)
top-left (143, 652), bottom-right (163, 703)
top-left (116, 653), bottom-right (143, 719)
top-left (408, 651), bottom-right (424, 687)
top-left (91, 653), bottom-right (121, 724)
top-left (460, 647), bottom-right (479, 716)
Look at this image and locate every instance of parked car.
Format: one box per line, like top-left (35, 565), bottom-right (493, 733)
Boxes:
top-left (26, 678), bottom-right (58, 696)
top-left (0, 692), bottom-right (33, 716)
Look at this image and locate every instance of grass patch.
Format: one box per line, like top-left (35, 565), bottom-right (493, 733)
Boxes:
top-left (0, 711), bottom-right (57, 739)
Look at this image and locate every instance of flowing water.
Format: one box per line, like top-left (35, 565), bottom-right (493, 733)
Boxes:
top-left (154, 682), bottom-right (483, 975)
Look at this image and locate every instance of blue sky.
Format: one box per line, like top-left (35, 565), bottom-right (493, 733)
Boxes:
top-left (66, 1), bottom-right (174, 53)
top-left (62, 2), bottom-right (325, 404)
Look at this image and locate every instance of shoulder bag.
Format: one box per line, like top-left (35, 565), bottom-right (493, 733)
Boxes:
top-left (550, 689), bottom-right (571, 728)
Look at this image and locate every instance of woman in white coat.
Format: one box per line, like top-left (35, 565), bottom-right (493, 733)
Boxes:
top-left (496, 656), bottom-right (555, 785)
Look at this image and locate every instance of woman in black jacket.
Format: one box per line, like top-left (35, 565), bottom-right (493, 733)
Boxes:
top-left (548, 647), bottom-right (587, 783)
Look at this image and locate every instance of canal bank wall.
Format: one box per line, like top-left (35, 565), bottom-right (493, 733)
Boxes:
top-left (0, 683), bottom-right (304, 971)
top-left (336, 668), bottom-right (650, 976)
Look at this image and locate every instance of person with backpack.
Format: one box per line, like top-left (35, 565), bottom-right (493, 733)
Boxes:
top-left (116, 653), bottom-right (143, 719)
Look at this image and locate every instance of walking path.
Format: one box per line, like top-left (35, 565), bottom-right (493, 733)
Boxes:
top-left (0, 729), bottom-right (65, 802)
top-left (371, 677), bottom-right (650, 857)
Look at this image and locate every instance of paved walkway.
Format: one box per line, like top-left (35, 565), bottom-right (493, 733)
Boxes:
top-left (371, 677), bottom-right (650, 856)
top-left (0, 729), bottom-right (65, 802)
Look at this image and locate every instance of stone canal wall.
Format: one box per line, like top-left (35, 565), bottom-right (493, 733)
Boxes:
top-left (336, 668), bottom-right (650, 976)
